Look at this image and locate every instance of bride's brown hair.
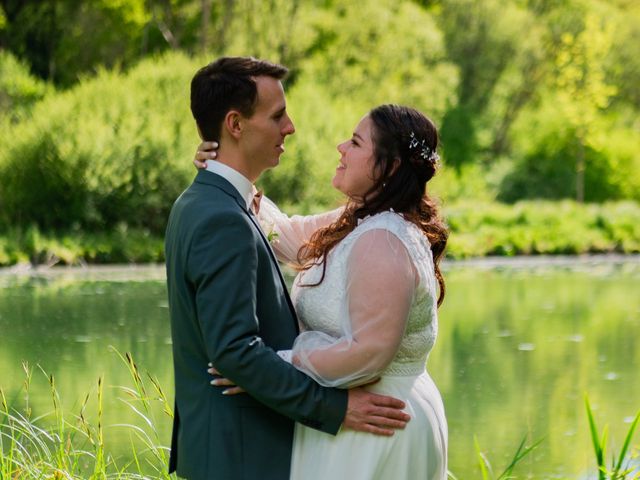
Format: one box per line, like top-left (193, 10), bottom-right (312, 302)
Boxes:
top-left (297, 104), bottom-right (449, 306)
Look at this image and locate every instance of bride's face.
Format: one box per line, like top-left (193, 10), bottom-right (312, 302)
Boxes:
top-left (333, 115), bottom-right (378, 199)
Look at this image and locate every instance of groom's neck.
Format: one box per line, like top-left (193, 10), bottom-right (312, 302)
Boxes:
top-left (214, 148), bottom-right (257, 184)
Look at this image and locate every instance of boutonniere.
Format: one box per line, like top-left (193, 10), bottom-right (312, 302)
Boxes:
top-left (258, 217), bottom-right (279, 245)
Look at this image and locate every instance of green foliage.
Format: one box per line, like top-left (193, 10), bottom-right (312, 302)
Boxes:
top-left (0, 50), bottom-right (51, 122)
top-left (0, 0), bottom-right (158, 87)
top-left (0, 226), bottom-right (164, 267)
top-left (292, 0), bottom-right (457, 115)
top-left (500, 97), bottom-right (640, 202)
top-left (0, 0), bottom-right (639, 235)
top-left (0, 200), bottom-right (639, 266)
top-left (257, 0), bottom-right (458, 209)
top-left (445, 200), bottom-right (640, 258)
top-left (606, 4), bottom-right (640, 109)
top-left (471, 435), bottom-right (542, 480)
top-left (585, 396), bottom-right (640, 480)
top-left (436, 0), bottom-right (546, 167)
top-left (0, 52), bottom-right (199, 234)
top-left (0, 353), bottom-right (173, 479)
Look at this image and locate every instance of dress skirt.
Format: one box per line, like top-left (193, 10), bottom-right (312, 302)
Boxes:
top-left (290, 368), bottom-right (448, 480)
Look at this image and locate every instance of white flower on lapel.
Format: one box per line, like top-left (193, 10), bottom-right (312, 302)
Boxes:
top-left (258, 218), bottom-right (279, 245)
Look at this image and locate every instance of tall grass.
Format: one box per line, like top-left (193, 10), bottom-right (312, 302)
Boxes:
top-left (471, 435), bottom-right (543, 480)
top-left (0, 350), bottom-right (174, 479)
top-left (2, 354), bottom-right (638, 478)
top-left (586, 396), bottom-right (640, 480)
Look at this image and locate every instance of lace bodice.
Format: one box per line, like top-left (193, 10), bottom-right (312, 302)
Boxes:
top-left (291, 211), bottom-right (438, 380)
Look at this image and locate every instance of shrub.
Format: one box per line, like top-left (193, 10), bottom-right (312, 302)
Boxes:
top-left (0, 52), bottom-right (199, 234)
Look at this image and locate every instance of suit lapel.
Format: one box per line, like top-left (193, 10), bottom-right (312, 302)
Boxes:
top-left (245, 209), bottom-right (300, 333)
top-left (194, 170), bottom-right (300, 333)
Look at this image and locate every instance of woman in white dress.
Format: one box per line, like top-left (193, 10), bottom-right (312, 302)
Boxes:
top-left (198, 104), bottom-right (448, 479)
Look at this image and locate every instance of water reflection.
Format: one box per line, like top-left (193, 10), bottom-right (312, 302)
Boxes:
top-left (0, 260), bottom-right (639, 478)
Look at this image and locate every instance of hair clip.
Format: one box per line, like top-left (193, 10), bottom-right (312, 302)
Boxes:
top-left (409, 132), bottom-right (439, 164)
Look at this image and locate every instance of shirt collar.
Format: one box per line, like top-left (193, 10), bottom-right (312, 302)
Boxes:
top-left (205, 160), bottom-right (254, 209)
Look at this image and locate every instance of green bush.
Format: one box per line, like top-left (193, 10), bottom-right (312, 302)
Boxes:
top-left (444, 200), bottom-right (640, 259)
top-left (0, 226), bottom-right (164, 267)
top-left (0, 200), bottom-right (638, 266)
top-left (0, 52), bottom-right (199, 234)
top-left (500, 97), bottom-right (640, 203)
top-left (0, 50), bottom-right (51, 122)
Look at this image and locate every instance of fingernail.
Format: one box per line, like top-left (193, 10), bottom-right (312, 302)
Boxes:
top-left (207, 368), bottom-right (213, 374)
top-left (210, 379), bottom-right (220, 386)
top-left (213, 142), bottom-right (218, 147)
top-left (208, 362), bottom-right (212, 367)
top-left (222, 389), bottom-right (229, 395)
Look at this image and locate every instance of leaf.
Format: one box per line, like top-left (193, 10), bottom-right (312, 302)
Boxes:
top-left (614, 410), bottom-right (640, 474)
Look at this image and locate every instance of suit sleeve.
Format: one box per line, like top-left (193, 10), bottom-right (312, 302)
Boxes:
top-left (187, 211), bottom-right (347, 434)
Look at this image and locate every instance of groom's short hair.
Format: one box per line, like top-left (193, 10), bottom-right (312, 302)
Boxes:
top-left (190, 56), bottom-right (289, 141)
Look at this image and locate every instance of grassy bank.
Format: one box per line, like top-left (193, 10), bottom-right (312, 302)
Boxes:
top-left (445, 200), bottom-right (640, 258)
top-left (1, 200), bottom-right (639, 267)
top-left (0, 226), bottom-right (164, 267)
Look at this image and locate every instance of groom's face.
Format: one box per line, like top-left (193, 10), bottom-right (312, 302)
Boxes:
top-left (240, 76), bottom-right (295, 178)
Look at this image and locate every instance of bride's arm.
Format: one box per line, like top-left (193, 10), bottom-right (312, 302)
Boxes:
top-left (258, 196), bottom-right (343, 265)
top-left (288, 229), bottom-right (417, 388)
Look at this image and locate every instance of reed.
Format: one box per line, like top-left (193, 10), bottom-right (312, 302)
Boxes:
top-left (2, 354), bottom-right (639, 478)
top-left (0, 350), bottom-right (174, 479)
top-left (585, 395), bottom-right (640, 480)
top-left (449, 434), bottom-right (541, 480)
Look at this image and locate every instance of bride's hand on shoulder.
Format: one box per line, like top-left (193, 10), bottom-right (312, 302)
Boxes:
top-left (194, 141), bottom-right (218, 169)
top-left (207, 364), bottom-right (245, 395)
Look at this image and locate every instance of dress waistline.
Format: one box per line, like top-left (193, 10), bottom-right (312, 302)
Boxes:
top-left (382, 361), bottom-right (426, 377)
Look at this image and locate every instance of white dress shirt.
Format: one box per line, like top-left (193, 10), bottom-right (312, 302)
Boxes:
top-left (205, 160), bottom-right (254, 210)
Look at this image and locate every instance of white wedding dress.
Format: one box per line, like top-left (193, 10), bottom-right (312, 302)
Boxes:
top-left (259, 199), bottom-right (448, 480)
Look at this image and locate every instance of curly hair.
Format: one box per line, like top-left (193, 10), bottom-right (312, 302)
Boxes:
top-left (297, 104), bottom-right (449, 306)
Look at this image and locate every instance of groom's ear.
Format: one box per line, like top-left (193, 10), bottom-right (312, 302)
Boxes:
top-left (223, 110), bottom-right (243, 140)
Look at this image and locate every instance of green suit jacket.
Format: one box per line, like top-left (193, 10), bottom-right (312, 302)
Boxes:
top-left (165, 170), bottom-right (348, 480)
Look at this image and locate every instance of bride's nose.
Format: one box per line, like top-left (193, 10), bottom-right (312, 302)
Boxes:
top-left (337, 141), bottom-right (347, 154)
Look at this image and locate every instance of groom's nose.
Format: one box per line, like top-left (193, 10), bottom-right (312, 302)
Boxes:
top-left (282, 114), bottom-right (295, 136)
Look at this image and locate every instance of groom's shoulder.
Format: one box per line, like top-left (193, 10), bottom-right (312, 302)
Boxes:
top-left (177, 177), bottom-right (235, 207)
top-left (171, 180), bottom-right (245, 225)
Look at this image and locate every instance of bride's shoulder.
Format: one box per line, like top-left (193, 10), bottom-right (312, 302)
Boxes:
top-left (354, 211), bottom-right (433, 257)
top-left (356, 210), bottom-right (412, 234)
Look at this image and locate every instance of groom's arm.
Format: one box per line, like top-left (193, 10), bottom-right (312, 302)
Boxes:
top-left (188, 211), bottom-right (348, 434)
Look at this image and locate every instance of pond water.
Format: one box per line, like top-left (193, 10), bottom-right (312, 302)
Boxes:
top-left (1, 259), bottom-right (639, 478)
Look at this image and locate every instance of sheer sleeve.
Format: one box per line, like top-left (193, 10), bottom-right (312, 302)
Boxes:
top-left (258, 196), bottom-right (343, 265)
top-left (290, 228), bottom-right (417, 388)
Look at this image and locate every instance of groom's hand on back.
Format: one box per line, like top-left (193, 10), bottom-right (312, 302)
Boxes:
top-left (343, 386), bottom-right (410, 436)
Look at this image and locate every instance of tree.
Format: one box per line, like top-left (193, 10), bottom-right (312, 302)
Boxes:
top-left (553, 12), bottom-right (616, 202)
top-left (435, 0), bottom-right (547, 169)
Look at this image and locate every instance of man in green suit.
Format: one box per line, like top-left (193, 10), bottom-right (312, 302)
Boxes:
top-left (165, 57), bottom-right (409, 480)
